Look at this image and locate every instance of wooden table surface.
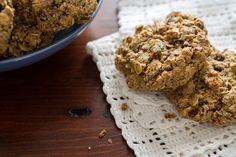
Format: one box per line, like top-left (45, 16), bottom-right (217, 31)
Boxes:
top-left (0, 0), bottom-right (135, 156)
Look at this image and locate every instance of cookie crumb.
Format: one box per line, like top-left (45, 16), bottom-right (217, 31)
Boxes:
top-left (121, 103), bottom-right (128, 111)
top-left (164, 113), bottom-right (177, 120)
top-left (88, 146), bottom-right (91, 150)
top-left (98, 129), bottom-right (107, 139)
top-left (108, 138), bottom-right (113, 144)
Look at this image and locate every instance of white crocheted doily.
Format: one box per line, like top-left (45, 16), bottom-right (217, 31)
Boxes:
top-left (87, 33), bottom-right (236, 157)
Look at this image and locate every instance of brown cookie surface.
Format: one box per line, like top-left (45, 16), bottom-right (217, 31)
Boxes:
top-left (115, 12), bottom-right (214, 91)
top-left (168, 49), bottom-right (236, 124)
top-left (0, 0), bottom-right (14, 56)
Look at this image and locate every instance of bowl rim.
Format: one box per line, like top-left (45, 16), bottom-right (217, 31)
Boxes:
top-left (0, 0), bottom-right (103, 64)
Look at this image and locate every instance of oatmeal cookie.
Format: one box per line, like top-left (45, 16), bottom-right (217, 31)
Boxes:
top-left (168, 49), bottom-right (236, 124)
top-left (13, 0), bottom-right (97, 32)
top-left (0, 0), bottom-right (14, 56)
top-left (115, 12), bottom-right (214, 91)
top-left (6, 24), bottom-right (54, 57)
top-left (3, 0), bottom-right (97, 58)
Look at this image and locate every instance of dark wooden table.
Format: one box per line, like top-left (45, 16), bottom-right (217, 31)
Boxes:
top-left (0, 0), bottom-right (135, 156)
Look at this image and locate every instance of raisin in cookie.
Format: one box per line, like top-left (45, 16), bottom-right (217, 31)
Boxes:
top-left (168, 49), bottom-right (236, 125)
top-left (115, 12), bottom-right (214, 91)
top-left (0, 0), bottom-right (14, 56)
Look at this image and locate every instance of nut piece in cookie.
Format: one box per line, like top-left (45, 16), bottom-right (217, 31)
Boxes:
top-left (168, 49), bottom-right (236, 125)
top-left (0, 0), bottom-right (14, 56)
top-left (115, 12), bottom-right (214, 91)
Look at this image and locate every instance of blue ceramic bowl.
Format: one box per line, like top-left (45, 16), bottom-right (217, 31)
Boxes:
top-left (0, 0), bottom-right (103, 72)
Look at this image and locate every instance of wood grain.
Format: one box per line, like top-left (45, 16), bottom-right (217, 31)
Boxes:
top-left (0, 0), bottom-right (135, 156)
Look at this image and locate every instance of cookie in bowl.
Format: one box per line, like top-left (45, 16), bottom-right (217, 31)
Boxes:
top-left (0, 0), bottom-right (14, 55)
top-left (1, 0), bottom-right (98, 58)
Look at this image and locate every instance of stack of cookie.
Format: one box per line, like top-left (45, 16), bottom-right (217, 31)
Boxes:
top-left (115, 12), bottom-right (236, 125)
top-left (0, 0), bottom-right (97, 58)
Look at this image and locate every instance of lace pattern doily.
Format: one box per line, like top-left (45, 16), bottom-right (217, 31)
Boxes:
top-left (87, 33), bottom-right (236, 157)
